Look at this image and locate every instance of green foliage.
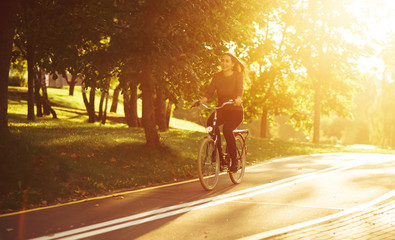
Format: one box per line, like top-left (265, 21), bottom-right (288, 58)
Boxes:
top-left (8, 76), bottom-right (26, 87)
top-left (370, 81), bottom-right (395, 147)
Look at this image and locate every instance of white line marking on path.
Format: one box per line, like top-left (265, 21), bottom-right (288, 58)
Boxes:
top-left (231, 201), bottom-right (346, 210)
top-left (239, 189), bottom-right (395, 240)
top-left (30, 159), bottom-right (370, 240)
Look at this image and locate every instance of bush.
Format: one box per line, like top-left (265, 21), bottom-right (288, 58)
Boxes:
top-left (9, 76), bottom-right (26, 87)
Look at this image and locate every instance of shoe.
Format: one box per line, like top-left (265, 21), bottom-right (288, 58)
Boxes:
top-left (228, 166), bottom-right (238, 173)
top-left (228, 162), bottom-right (238, 173)
top-left (220, 158), bottom-right (227, 166)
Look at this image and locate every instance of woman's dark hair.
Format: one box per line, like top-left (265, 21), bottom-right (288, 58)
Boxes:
top-left (223, 52), bottom-right (250, 85)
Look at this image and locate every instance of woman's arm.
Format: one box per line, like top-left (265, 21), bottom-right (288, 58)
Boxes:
top-left (235, 72), bottom-right (244, 106)
top-left (204, 74), bottom-right (217, 101)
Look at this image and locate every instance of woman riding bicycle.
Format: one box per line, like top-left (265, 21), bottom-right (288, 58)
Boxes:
top-left (193, 52), bottom-right (248, 173)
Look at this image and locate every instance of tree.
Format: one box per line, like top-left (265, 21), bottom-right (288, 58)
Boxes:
top-left (374, 33), bottom-right (395, 147)
top-left (111, 0), bottom-right (263, 147)
top-left (0, 0), bottom-right (18, 139)
top-left (138, 0), bottom-right (161, 147)
top-left (13, 0), bottom-right (119, 124)
top-left (287, 0), bottom-right (363, 143)
top-left (13, 0), bottom-right (73, 121)
top-left (244, 2), bottom-right (300, 138)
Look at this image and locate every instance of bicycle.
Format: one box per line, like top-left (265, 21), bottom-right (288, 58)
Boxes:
top-left (194, 100), bottom-right (249, 191)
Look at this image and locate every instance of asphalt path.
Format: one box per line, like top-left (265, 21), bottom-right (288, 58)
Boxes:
top-left (1, 153), bottom-right (395, 240)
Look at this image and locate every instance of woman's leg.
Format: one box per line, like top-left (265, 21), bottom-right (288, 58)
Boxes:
top-left (222, 110), bottom-right (243, 170)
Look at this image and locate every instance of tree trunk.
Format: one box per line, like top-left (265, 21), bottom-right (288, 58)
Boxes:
top-left (63, 71), bottom-right (77, 96)
top-left (26, 43), bottom-right (35, 121)
top-left (123, 93), bottom-right (134, 127)
top-left (81, 83), bottom-right (96, 123)
top-left (130, 83), bottom-right (139, 127)
top-left (155, 88), bottom-right (167, 131)
top-left (81, 84), bottom-right (89, 110)
top-left (88, 87), bottom-right (96, 123)
top-left (124, 83), bottom-right (139, 127)
top-left (41, 69), bottom-right (50, 115)
top-left (40, 69), bottom-right (57, 118)
top-left (34, 69), bottom-right (43, 117)
top-left (68, 75), bottom-right (77, 96)
top-left (0, 0), bottom-right (17, 139)
top-left (260, 107), bottom-right (269, 138)
top-left (110, 83), bottom-right (121, 113)
top-left (98, 91), bottom-right (105, 120)
top-left (141, 70), bottom-right (159, 147)
top-left (124, 83), bottom-right (142, 127)
top-left (313, 84), bottom-right (321, 144)
top-left (141, 0), bottom-right (160, 147)
top-left (69, 83), bottom-right (75, 96)
top-left (42, 99), bottom-right (57, 119)
top-left (165, 100), bottom-right (172, 128)
top-left (101, 77), bottom-right (111, 124)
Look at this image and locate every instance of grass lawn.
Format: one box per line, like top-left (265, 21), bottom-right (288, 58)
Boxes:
top-left (1, 86), bottom-right (394, 214)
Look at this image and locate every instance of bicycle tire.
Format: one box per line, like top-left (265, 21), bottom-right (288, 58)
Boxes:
top-left (197, 137), bottom-right (220, 190)
top-left (229, 134), bottom-right (246, 184)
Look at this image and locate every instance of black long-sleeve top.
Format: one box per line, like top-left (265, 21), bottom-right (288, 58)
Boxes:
top-left (204, 71), bottom-right (244, 111)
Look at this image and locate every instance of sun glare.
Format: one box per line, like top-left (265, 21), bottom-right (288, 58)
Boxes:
top-left (349, 0), bottom-right (395, 43)
top-left (347, 0), bottom-right (395, 79)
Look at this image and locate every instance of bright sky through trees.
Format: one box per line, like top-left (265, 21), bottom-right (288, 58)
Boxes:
top-left (348, 0), bottom-right (395, 78)
top-left (349, 0), bottom-right (395, 43)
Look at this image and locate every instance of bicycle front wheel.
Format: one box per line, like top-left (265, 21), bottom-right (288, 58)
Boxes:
top-left (229, 134), bottom-right (246, 184)
top-left (197, 137), bottom-right (220, 190)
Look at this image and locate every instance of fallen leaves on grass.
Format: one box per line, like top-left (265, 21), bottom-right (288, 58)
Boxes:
top-left (97, 182), bottom-right (106, 190)
top-left (60, 152), bottom-right (80, 159)
top-left (74, 189), bottom-right (87, 197)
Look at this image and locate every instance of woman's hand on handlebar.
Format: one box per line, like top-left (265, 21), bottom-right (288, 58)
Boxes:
top-left (191, 100), bottom-right (201, 108)
top-left (234, 96), bottom-right (242, 106)
top-left (192, 97), bottom-right (208, 108)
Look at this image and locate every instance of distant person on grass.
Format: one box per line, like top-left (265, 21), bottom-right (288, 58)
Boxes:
top-left (193, 52), bottom-right (248, 173)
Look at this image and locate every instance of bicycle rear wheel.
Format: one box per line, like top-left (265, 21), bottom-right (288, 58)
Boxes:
top-left (197, 137), bottom-right (220, 190)
top-left (229, 134), bottom-right (246, 184)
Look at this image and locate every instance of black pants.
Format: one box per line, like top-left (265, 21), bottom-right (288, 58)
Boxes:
top-left (207, 109), bottom-right (243, 162)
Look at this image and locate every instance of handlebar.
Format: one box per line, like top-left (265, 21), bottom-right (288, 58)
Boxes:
top-left (200, 100), bottom-right (235, 110)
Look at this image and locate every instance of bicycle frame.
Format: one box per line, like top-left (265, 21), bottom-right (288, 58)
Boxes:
top-left (201, 101), bottom-right (234, 158)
